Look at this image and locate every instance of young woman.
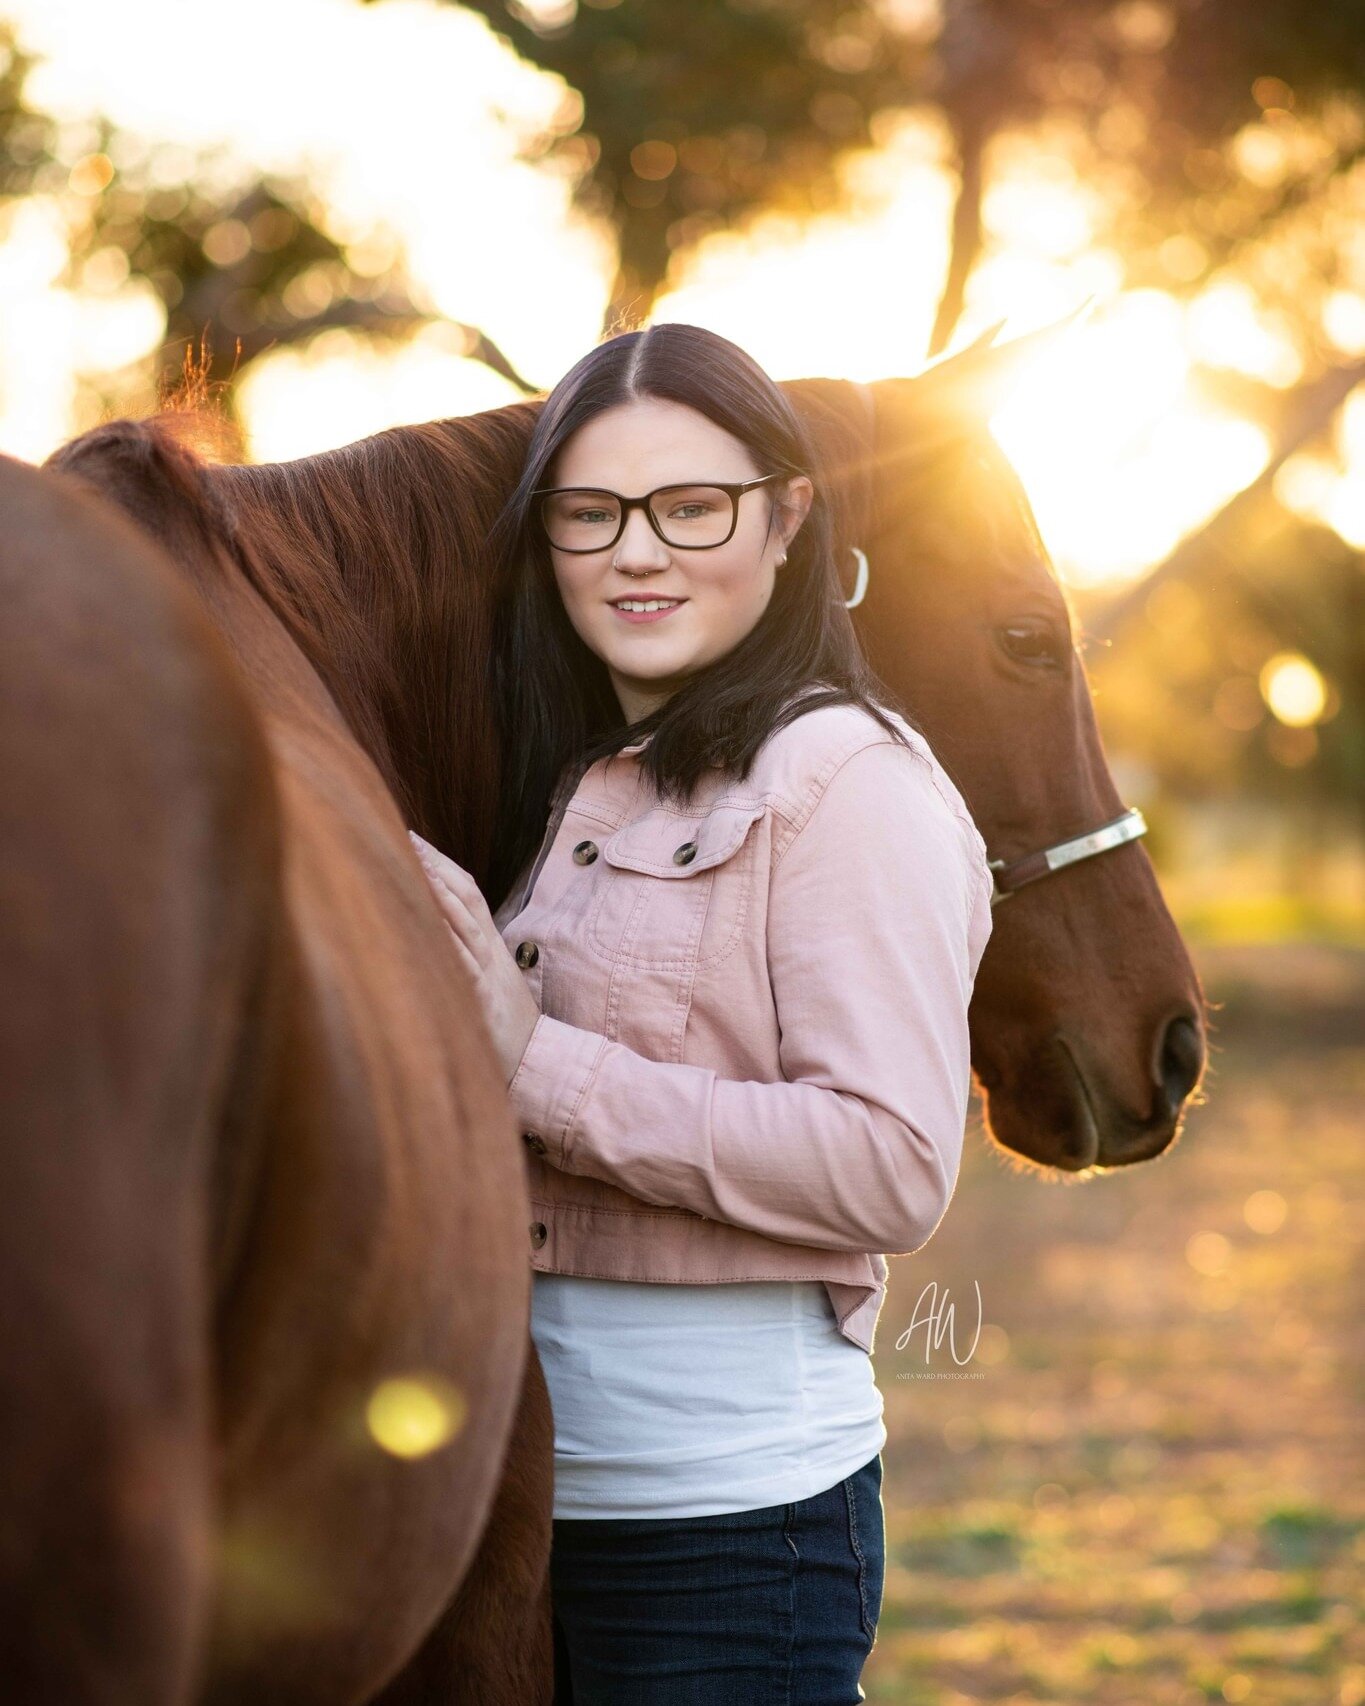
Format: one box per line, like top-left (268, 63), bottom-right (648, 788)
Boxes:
top-left (411, 322), bottom-right (994, 1703)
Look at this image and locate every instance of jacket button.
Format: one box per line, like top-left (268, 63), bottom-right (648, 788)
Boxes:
top-left (529, 1221), bottom-right (547, 1248)
top-left (522, 1131), bottom-right (547, 1155)
top-left (672, 840), bottom-right (698, 865)
top-left (514, 941), bottom-right (540, 968)
top-left (572, 840), bottom-right (599, 865)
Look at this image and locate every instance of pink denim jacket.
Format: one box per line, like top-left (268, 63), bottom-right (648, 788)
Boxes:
top-left (493, 698), bottom-right (995, 1353)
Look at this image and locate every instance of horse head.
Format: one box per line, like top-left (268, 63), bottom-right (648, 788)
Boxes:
top-left (786, 320), bottom-right (1207, 1174)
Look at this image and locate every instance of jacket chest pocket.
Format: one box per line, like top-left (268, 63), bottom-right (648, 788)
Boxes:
top-left (587, 801), bottom-right (768, 970)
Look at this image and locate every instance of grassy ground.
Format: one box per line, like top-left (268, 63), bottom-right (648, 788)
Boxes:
top-left (867, 942), bottom-right (1365, 1705)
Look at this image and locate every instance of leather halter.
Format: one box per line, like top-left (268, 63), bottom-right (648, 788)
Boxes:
top-left (985, 808), bottom-right (1148, 908)
top-left (842, 381), bottom-right (1149, 908)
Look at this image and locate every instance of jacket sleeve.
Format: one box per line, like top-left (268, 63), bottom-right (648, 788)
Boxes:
top-left (505, 738), bottom-right (994, 1256)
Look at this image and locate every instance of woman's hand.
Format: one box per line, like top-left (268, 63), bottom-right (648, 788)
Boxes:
top-left (408, 831), bottom-right (540, 1086)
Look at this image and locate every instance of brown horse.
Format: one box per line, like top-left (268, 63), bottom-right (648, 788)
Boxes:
top-left (1, 330), bottom-right (1205, 1700)
top-left (782, 335), bottom-right (1207, 1169)
top-left (2, 435), bottom-right (548, 1704)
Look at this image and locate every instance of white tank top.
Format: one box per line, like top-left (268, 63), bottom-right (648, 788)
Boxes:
top-left (531, 1272), bottom-right (887, 1519)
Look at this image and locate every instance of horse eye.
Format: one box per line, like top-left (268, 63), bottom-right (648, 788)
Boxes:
top-left (999, 623), bottom-right (1069, 669)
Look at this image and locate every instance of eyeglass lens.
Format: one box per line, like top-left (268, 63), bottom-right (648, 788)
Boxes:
top-left (540, 486), bottom-right (736, 550)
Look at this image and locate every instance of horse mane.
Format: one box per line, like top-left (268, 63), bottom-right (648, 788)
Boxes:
top-left (217, 405), bottom-right (546, 881)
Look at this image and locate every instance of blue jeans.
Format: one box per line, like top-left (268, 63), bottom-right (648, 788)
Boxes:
top-left (550, 1453), bottom-right (885, 1704)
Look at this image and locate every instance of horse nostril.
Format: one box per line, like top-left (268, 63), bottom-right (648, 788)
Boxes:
top-left (1155, 1013), bottom-right (1204, 1111)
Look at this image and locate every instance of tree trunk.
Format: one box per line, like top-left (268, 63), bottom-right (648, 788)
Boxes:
top-left (928, 109), bottom-right (987, 360)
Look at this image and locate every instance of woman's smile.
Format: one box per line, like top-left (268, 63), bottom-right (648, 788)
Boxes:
top-left (608, 594), bottom-right (689, 624)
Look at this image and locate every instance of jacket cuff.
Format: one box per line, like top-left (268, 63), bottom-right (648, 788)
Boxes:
top-left (507, 1012), bottom-right (607, 1167)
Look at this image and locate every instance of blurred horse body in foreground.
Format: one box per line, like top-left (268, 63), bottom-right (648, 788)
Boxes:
top-left (0, 440), bottom-right (546, 1704)
top-left (0, 330), bottom-right (1206, 1700)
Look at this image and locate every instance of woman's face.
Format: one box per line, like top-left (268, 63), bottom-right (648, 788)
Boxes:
top-left (543, 397), bottom-right (813, 724)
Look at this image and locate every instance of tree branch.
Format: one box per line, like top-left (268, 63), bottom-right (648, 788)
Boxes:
top-left (1086, 357), bottom-right (1365, 645)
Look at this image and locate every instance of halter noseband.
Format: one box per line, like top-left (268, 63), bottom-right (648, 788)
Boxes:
top-left (984, 808), bottom-right (1148, 907)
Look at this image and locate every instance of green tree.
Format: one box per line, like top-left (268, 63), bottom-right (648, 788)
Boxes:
top-left (0, 24), bottom-right (532, 442)
top-left (442, 0), bottom-right (1365, 356)
top-left (446, 0), bottom-right (940, 329)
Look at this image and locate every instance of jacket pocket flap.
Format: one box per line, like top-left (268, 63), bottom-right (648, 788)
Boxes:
top-left (601, 801), bottom-right (767, 877)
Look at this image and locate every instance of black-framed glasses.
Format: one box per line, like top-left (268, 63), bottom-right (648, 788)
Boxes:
top-left (531, 475), bottom-right (787, 552)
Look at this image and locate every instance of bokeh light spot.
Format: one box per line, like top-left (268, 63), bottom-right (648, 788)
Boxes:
top-left (366, 1373), bottom-right (467, 1460)
top-left (1243, 1189), bottom-right (1288, 1234)
top-left (1260, 652), bottom-right (1327, 727)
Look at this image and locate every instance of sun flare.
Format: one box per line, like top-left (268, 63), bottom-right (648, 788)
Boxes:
top-left (2, 2), bottom-right (1362, 588)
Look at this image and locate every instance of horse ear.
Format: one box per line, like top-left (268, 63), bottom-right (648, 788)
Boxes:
top-left (906, 297), bottom-right (1096, 431)
top-left (938, 318), bottom-right (1010, 361)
